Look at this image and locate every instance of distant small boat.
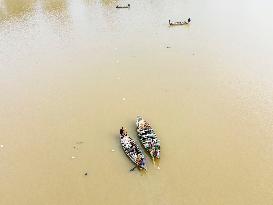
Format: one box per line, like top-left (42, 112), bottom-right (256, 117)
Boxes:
top-left (120, 127), bottom-right (147, 171)
top-left (169, 18), bottom-right (191, 26)
top-left (116, 4), bottom-right (130, 9)
top-left (136, 116), bottom-right (160, 163)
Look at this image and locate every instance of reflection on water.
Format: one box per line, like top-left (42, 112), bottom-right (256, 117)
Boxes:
top-left (82, 0), bottom-right (117, 7)
top-left (42, 0), bottom-right (67, 14)
top-left (0, 0), bottom-right (69, 22)
top-left (0, 0), bottom-right (36, 21)
top-left (100, 0), bottom-right (117, 6)
top-left (42, 0), bottom-right (70, 30)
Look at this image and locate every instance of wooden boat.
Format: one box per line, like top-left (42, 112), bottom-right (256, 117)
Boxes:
top-left (136, 116), bottom-right (160, 163)
top-left (169, 18), bottom-right (191, 26)
top-left (120, 127), bottom-right (147, 170)
top-left (116, 4), bottom-right (130, 9)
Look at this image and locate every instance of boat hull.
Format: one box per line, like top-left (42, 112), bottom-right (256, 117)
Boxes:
top-left (120, 134), bottom-right (146, 170)
top-left (136, 116), bottom-right (160, 160)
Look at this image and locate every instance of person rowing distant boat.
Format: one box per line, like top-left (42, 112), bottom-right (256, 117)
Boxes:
top-left (116, 4), bottom-right (130, 9)
top-left (169, 18), bottom-right (191, 26)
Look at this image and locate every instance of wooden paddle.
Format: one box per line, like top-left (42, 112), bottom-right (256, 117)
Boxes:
top-left (129, 166), bottom-right (137, 172)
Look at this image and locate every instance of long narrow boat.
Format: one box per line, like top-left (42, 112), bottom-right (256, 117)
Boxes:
top-left (136, 116), bottom-right (160, 163)
top-left (116, 4), bottom-right (130, 9)
top-left (120, 127), bottom-right (147, 171)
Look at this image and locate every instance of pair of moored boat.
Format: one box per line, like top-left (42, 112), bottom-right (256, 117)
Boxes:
top-left (120, 116), bottom-right (160, 171)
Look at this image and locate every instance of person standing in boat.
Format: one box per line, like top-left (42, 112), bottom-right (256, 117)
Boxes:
top-left (120, 128), bottom-right (123, 135)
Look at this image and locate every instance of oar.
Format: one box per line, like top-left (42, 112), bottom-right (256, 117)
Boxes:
top-left (129, 166), bottom-right (137, 172)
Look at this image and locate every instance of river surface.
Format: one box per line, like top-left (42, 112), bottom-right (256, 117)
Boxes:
top-left (1, 0), bottom-right (273, 204)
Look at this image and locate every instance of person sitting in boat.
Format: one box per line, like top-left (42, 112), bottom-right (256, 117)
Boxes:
top-left (130, 144), bottom-right (141, 155)
top-left (144, 121), bottom-right (150, 127)
top-left (120, 127), bottom-right (128, 137)
top-left (130, 145), bottom-right (136, 154)
top-left (150, 148), bottom-right (155, 156)
top-left (169, 18), bottom-right (191, 25)
top-left (183, 18), bottom-right (191, 24)
top-left (140, 158), bottom-right (145, 168)
top-left (120, 127), bottom-right (123, 135)
top-left (136, 154), bottom-right (144, 166)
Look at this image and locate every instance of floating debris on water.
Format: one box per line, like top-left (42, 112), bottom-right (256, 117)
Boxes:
top-left (111, 149), bottom-right (115, 152)
top-left (84, 172), bottom-right (88, 176)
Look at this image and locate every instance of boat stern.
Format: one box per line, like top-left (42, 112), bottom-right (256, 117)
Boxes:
top-left (138, 155), bottom-right (147, 171)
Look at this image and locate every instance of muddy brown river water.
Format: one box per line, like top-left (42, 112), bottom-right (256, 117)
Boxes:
top-left (0, 0), bottom-right (273, 204)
